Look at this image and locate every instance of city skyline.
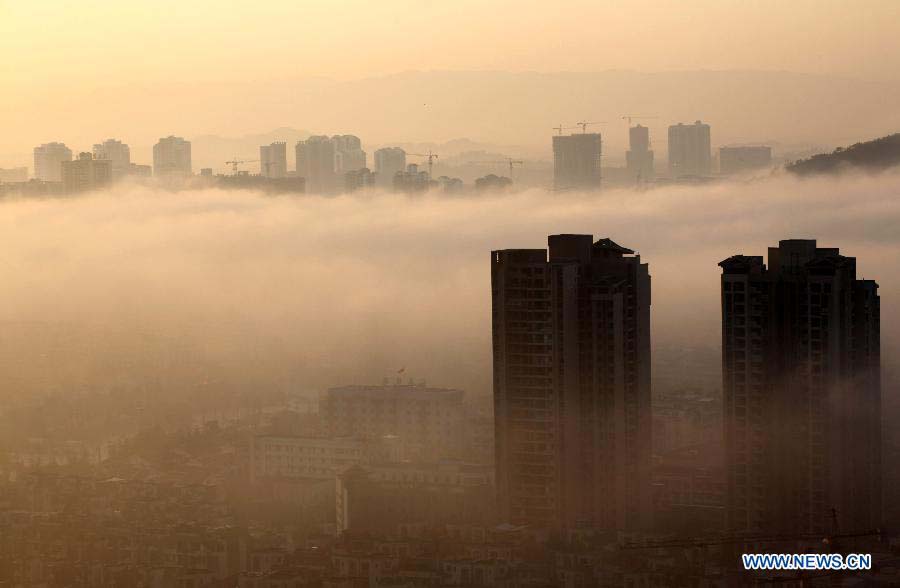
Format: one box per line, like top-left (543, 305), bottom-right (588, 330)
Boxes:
top-left (2, 1), bottom-right (898, 584)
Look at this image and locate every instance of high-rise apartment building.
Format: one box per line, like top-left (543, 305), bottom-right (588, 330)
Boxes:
top-left (374, 147), bottom-right (406, 187)
top-left (259, 141), bottom-right (287, 178)
top-left (61, 152), bottom-right (113, 194)
top-left (33, 142), bottom-right (73, 182)
top-left (491, 234), bottom-right (652, 531)
top-left (625, 124), bottom-right (654, 183)
top-left (153, 136), bottom-right (192, 178)
top-left (333, 135), bottom-right (367, 173)
top-left (296, 135), bottom-right (336, 194)
top-left (668, 121), bottom-right (711, 177)
top-left (720, 240), bottom-right (881, 535)
top-left (92, 139), bottom-right (131, 179)
top-left (718, 145), bottom-right (772, 175)
top-left (552, 133), bottom-right (602, 190)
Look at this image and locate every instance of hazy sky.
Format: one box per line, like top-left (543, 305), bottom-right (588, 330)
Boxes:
top-left (2, 1), bottom-right (899, 166)
top-left (3, 1), bottom-right (899, 85)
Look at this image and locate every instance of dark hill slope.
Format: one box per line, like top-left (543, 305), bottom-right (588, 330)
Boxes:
top-left (787, 133), bottom-right (900, 175)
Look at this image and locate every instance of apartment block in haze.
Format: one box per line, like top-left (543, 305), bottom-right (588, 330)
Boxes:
top-left (625, 124), bottom-right (654, 183)
top-left (491, 234), bottom-right (652, 531)
top-left (33, 142), bottom-right (73, 182)
top-left (552, 133), bottom-right (602, 190)
top-left (92, 139), bottom-right (131, 179)
top-left (321, 382), bottom-right (466, 462)
top-left (259, 141), bottom-right (288, 178)
top-left (250, 435), bottom-right (366, 482)
top-left (374, 147), bottom-right (407, 187)
top-left (61, 152), bottom-right (112, 194)
top-left (295, 135), bottom-right (336, 194)
top-left (668, 121), bottom-right (711, 177)
top-left (719, 239), bottom-right (880, 535)
top-left (153, 136), bottom-right (192, 178)
top-left (332, 135), bottom-right (367, 173)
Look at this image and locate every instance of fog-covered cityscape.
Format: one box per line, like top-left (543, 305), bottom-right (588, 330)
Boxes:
top-left (2, 2), bottom-right (900, 587)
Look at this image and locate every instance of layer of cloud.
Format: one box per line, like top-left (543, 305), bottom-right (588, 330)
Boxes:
top-left (0, 170), bottom-right (898, 403)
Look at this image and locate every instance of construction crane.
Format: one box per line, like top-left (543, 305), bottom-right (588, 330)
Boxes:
top-left (621, 115), bottom-right (659, 126)
top-left (225, 158), bottom-right (260, 175)
top-left (468, 158), bottom-right (524, 180)
top-left (553, 124), bottom-right (577, 136)
top-left (406, 151), bottom-right (439, 178)
top-left (575, 121), bottom-right (607, 133)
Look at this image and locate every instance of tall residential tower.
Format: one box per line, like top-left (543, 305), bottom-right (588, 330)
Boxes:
top-left (492, 234), bottom-right (652, 531)
top-left (625, 124), bottom-right (654, 183)
top-left (720, 240), bottom-right (881, 535)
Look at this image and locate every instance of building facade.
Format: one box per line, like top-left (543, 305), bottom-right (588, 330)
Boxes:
top-left (153, 136), bottom-right (192, 178)
top-left (344, 167), bottom-right (376, 192)
top-left (321, 383), bottom-right (466, 462)
top-left (250, 435), bottom-right (366, 482)
top-left (333, 135), bottom-right (367, 173)
top-left (491, 234), bottom-right (652, 531)
top-left (61, 152), bottom-right (113, 194)
top-left (719, 239), bottom-right (881, 535)
top-left (295, 135), bottom-right (336, 194)
top-left (625, 125), bottom-right (654, 183)
top-left (92, 139), bottom-right (131, 179)
top-left (392, 163), bottom-right (433, 193)
top-left (552, 134), bottom-right (602, 191)
top-left (336, 461), bottom-right (495, 534)
top-left (374, 147), bottom-right (407, 187)
top-left (668, 121), bottom-right (711, 177)
top-left (33, 142), bottom-right (73, 182)
top-left (259, 141), bottom-right (288, 178)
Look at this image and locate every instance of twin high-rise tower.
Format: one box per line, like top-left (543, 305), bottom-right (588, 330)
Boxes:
top-left (492, 236), bottom-right (881, 536)
top-left (720, 240), bottom-right (881, 535)
top-left (491, 235), bottom-right (652, 531)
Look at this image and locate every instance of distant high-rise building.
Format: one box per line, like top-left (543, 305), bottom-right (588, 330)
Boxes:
top-left (296, 135), bottom-right (336, 193)
top-left (153, 136), bottom-right (192, 178)
top-left (668, 121), bottom-right (711, 177)
top-left (33, 142), bottom-right (73, 182)
top-left (333, 135), bottom-right (367, 173)
top-left (626, 124), bottom-right (654, 183)
top-left (92, 139), bottom-right (131, 179)
top-left (374, 147), bottom-right (406, 187)
top-left (259, 141), bottom-right (287, 178)
top-left (719, 145), bottom-right (772, 175)
top-left (552, 133), bottom-right (602, 190)
top-left (61, 152), bottom-right (112, 194)
top-left (492, 235), bottom-right (652, 531)
top-left (720, 240), bottom-right (881, 536)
